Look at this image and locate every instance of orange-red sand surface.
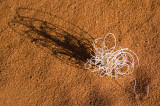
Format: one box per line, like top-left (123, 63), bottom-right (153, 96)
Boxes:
top-left (0, 0), bottom-right (160, 106)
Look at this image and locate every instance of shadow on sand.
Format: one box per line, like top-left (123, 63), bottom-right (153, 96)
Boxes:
top-left (8, 8), bottom-right (95, 69)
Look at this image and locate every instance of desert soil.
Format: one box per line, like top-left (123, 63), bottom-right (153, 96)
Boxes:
top-left (0, 0), bottom-right (160, 106)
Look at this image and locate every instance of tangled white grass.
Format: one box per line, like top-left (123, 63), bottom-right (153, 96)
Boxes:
top-left (85, 33), bottom-right (149, 99)
top-left (85, 33), bottom-right (139, 79)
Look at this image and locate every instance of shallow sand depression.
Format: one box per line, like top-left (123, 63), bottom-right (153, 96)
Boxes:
top-left (0, 0), bottom-right (160, 106)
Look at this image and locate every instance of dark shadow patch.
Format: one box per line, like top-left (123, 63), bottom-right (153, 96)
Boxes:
top-left (124, 79), bottom-right (137, 103)
top-left (125, 67), bottom-right (151, 102)
top-left (8, 7), bottom-right (95, 69)
top-left (89, 88), bottom-right (111, 106)
top-left (134, 67), bottom-right (151, 100)
top-left (0, 70), bottom-right (1, 83)
top-left (113, 79), bottom-right (137, 104)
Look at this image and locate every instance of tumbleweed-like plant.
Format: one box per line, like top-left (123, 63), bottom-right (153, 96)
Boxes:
top-left (85, 33), bottom-right (149, 99)
top-left (85, 33), bottom-right (139, 79)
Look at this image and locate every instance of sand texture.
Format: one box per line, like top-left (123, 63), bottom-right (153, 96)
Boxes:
top-left (0, 0), bottom-right (160, 106)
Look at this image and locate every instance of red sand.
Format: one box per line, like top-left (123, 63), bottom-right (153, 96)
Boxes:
top-left (0, 0), bottom-right (160, 105)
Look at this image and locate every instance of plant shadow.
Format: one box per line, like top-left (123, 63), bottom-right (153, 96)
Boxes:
top-left (89, 87), bottom-right (112, 106)
top-left (134, 67), bottom-right (151, 100)
top-left (8, 7), bottom-right (95, 69)
top-left (125, 67), bottom-right (151, 102)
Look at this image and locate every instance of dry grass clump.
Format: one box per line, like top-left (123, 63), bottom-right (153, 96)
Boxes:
top-left (85, 33), bottom-right (150, 99)
top-left (85, 33), bottom-right (139, 79)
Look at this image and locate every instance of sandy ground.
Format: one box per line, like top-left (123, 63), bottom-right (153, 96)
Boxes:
top-left (0, 0), bottom-right (160, 106)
